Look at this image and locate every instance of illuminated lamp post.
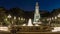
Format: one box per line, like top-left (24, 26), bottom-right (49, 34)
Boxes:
top-left (7, 14), bottom-right (11, 25)
top-left (48, 18), bottom-right (51, 26)
top-left (8, 14), bottom-right (11, 18)
top-left (13, 16), bottom-right (16, 25)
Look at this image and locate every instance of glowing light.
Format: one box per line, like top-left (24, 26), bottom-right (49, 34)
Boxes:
top-left (22, 24), bottom-right (26, 26)
top-left (52, 17), bottom-right (54, 20)
top-left (0, 27), bottom-right (9, 32)
top-left (14, 16), bottom-right (16, 20)
top-left (18, 17), bottom-right (20, 20)
top-left (55, 17), bottom-right (57, 19)
top-left (27, 19), bottom-right (33, 26)
top-left (5, 18), bottom-right (7, 21)
top-left (49, 18), bottom-right (51, 20)
top-left (35, 24), bottom-right (39, 26)
top-left (57, 14), bottom-right (60, 17)
top-left (33, 21), bottom-right (41, 25)
top-left (52, 27), bottom-right (60, 32)
top-left (33, 22), bottom-right (37, 24)
top-left (36, 19), bottom-right (39, 21)
top-left (8, 14), bottom-right (11, 18)
top-left (21, 18), bottom-right (24, 20)
top-left (47, 18), bottom-right (49, 21)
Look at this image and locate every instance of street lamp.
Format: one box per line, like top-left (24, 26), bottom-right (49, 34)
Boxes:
top-left (55, 16), bottom-right (57, 19)
top-left (18, 17), bottom-right (20, 20)
top-left (13, 16), bottom-right (16, 25)
top-left (14, 16), bottom-right (16, 20)
top-left (48, 18), bottom-right (51, 25)
top-left (47, 18), bottom-right (50, 21)
top-left (7, 14), bottom-right (11, 26)
top-left (57, 14), bottom-right (60, 17)
top-left (8, 14), bottom-right (11, 18)
top-left (21, 17), bottom-right (24, 20)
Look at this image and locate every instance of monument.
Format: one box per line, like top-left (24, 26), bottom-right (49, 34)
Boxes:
top-left (22, 2), bottom-right (41, 26)
top-left (33, 2), bottom-right (42, 25)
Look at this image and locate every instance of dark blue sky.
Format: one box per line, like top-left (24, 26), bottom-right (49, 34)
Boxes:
top-left (0, 0), bottom-right (60, 12)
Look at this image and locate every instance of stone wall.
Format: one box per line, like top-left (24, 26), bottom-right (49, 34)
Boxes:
top-left (10, 26), bottom-right (52, 32)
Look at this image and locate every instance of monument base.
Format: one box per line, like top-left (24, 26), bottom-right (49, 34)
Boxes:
top-left (33, 21), bottom-right (42, 25)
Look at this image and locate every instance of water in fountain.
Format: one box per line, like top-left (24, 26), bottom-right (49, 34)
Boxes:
top-left (22, 24), bottom-right (26, 26)
top-left (27, 19), bottom-right (33, 26)
top-left (34, 24), bottom-right (39, 26)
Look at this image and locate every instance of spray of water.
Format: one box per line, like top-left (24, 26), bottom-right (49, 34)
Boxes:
top-left (27, 19), bottom-right (33, 26)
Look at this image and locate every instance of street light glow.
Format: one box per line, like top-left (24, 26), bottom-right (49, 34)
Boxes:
top-left (0, 26), bottom-right (9, 32)
top-left (52, 27), bottom-right (60, 32)
top-left (8, 14), bottom-right (11, 18)
top-left (14, 16), bottom-right (16, 20)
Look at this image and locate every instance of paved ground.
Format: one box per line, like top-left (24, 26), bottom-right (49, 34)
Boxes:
top-left (16, 32), bottom-right (60, 34)
top-left (0, 31), bottom-right (60, 34)
top-left (0, 31), bottom-right (10, 34)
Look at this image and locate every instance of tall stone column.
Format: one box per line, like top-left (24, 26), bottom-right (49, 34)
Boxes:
top-left (33, 2), bottom-right (41, 24)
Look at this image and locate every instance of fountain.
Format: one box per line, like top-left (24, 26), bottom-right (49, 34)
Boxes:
top-left (34, 24), bottom-right (39, 26)
top-left (27, 19), bottom-right (33, 26)
top-left (22, 19), bottom-right (33, 26)
top-left (22, 18), bottom-right (39, 26)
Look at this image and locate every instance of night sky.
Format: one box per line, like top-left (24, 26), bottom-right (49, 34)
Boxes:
top-left (0, 0), bottom-right (60, 12)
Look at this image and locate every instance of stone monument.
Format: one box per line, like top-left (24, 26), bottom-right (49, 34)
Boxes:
top-left (33, 2), bottom-right (42, 25)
